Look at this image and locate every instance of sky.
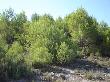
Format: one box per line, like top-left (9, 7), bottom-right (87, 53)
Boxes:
top-left (0, 0), bottom-right (110, 25)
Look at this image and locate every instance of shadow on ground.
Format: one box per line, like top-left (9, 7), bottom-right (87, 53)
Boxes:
top-left (41, 59), bottom-right (110, 74)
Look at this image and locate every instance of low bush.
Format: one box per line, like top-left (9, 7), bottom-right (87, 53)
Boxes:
top-left (0, 42), bottom-right (32, 81)
top-left (57, 42), bottom-right (77, 64)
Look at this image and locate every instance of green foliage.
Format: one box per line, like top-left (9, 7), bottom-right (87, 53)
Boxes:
top-left (4, 42), bottom-right (31, 79)
top-left (65, 8), bottom-right (100, 55)
top-left (6, 41), bottom-right (23, 62)
top-left (31, 13), bottom-right (40, 21)
top-left (57, 42), bottom-right (77, 64)
top-left (24, 15), bottom-right (78, 65)
top-left (0, 8), bottom-right (110, 81)
top-left (27, 45), bottom-right (52, 65)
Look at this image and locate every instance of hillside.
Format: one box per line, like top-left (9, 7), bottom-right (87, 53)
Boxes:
top-left (0, 8), bottom-right (110, 82)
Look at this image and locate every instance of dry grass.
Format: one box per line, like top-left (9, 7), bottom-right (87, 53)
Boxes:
top-left (87, 55), bottom-right (110, 67)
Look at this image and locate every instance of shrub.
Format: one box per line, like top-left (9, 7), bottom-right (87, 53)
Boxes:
top-left (26, 43), bottom-right (52, 68)
top-left (2, 41), bottom-right (31, 79)
top-left (57, 42), bottom-right (77, 64)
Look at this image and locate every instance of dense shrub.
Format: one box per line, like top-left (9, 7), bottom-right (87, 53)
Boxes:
top-left (27, 44), bottom-right (52, 66)
top-left (57, 42), bottom-right (77, 64)
top-left (0, 42), bottom-right (32, 80)
top-left (0, 8), bottom-right (110, 81)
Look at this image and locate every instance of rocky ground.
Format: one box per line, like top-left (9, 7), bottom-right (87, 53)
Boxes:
top-left (10, 56), bottom-right (110, 82)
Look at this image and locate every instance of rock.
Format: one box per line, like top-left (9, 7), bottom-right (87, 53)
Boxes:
top-left (55, 73), bottom-right (60, 78)
top-left (60, 74), bottom-right (66, 80)
top-left (50, 72), bottom-right (54, 76)
top-left (69, 70), bottom-right (75, 74)
top-left (33, 69), bottom-right (42, 75)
